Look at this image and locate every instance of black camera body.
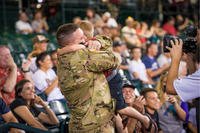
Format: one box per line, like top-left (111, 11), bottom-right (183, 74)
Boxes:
top-left (163, 25), bottom-right (197, 53)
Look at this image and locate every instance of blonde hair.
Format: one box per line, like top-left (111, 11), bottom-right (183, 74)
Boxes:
top-left (78, 20), bottom-right (94, 38)
top-left (156, 73), bottom-right (180, 104)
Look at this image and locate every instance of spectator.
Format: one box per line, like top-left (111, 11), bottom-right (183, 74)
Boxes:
top-left (141, 88), bottom-right (162, 132)
top-left (156, 74), bottom-right (189, 133)
top-left (32, 11), bottom-right (49, 33)
top-left (112, 40), bottom-right (128, 69)
top-left (0, 46), bottom-right (24, 105)
top-left (28, 35), bottom-right (49, 73)
top-left (32, 52), bottom-right (65, 102)
top-left (129, 47), bottom-right (154, 85)
top-left (151, 20), bottom-right (166, 37)
top-left (175, 14), bottom-right (192, 33)
top-left (102, 12), bottom-right (118, 28)
top-left (157, 51), bottom-right (187, 77)
top-left (10, 79), bottom-right (59, 130)
top-left (85, 7), bottom-right (101, 26)
top-left (162, 16), bottom-right (177, 35)
top-left (122, 83), bottom-right (158, 133)
top-left (0, 97), bottom-right (21, 133)
top-left (122, 17), bottom-right (141, 48)
top-left (15, 12), bottom-right (33, 34)
top-left (142, 43), bottom-right (169, 82)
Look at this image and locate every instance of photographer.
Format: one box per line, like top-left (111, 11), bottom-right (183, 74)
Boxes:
top-left (166, 37), bottom-right (200, 101)
top-left (166, 29), bottom-right (200, 132)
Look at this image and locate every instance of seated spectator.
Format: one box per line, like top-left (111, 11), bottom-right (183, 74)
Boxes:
top-left (156, 74), bottom-right (189, 133)
top-left (102, 12), bottom-right (118, 28)
top-left (0, 97), bottom-right (21, 133)
top-left (10, 79), bottom-right (59, 130)
top-left (112, 40), bottom-right (128, 69)
top-left (150, 20), bottom-right (166, 37)
top-left (176, 14), bottom-right (192, 33)
top-left (129, 47), bottom-right (154, 85)
top-left (157, 52), bottom-right (187, 77)
top-left (141, 88), bottom-right (162, 132)
top-left (15, 12), bottom-right (33, 34)
top-left (32, 52), bottom-right (65, 102)
top-left (162, 16), bottom-right (177, 36)
top-left (32, 11), bottom-right (49, 34)
top-left (121, 16), bottom-right (141, 48)
top-left (142, 43), bottom-right (169, 82)
top-left (0, 46), bottom-right (26, 105)
top-left (28, 35), bottom-right (49, 73)
top-left (85, 7), bottom-right (101, 26)
top-left (122, 83), bottom-right (158, 133)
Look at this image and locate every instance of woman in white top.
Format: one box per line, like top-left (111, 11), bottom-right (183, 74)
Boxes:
top-left (32, 52), bottom-right (65, 102)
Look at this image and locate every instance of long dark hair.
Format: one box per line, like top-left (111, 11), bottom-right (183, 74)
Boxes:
top-left (15, 79), bottom-right (31, 98)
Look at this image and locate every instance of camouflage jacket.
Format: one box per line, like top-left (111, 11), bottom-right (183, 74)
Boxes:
top-left (57, 36), bottom-right (119, 132)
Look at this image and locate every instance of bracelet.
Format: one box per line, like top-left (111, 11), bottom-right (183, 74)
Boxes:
top-left (21, 68), bottom-right (30, 73)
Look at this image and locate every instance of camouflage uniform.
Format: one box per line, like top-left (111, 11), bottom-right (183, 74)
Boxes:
top-left (57, 36), bottom-right (119, 133)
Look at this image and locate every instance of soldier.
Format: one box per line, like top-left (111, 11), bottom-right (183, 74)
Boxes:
top-left (56, 23), bottom-right (118, 132)
top-left (58, 21), bottom-right (155, 132)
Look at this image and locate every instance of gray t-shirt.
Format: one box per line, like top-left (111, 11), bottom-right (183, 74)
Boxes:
top-left (158, 102), bottom-right (184, 133)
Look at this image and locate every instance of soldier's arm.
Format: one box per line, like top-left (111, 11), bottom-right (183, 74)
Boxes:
top-left (85, 50), bottom-right (119, 72)
top-left (95, 35), bottom-right (112, 51)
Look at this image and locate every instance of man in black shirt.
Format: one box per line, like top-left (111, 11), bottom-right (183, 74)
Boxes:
top-left (141, 88), bottom-right (161, 131)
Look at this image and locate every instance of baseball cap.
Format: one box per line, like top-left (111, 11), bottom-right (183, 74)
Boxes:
top-left (122, 80), bottom-right (135, 90)
top-left (113, 40), bottom-right (125, 47)
top-left (32, 35), bottom-right (49, 44)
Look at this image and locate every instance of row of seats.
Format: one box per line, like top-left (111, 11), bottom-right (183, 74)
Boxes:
top-left (0, 33), bottom-right (59, 66)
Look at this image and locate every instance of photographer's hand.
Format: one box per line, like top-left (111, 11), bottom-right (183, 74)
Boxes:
top-left (166, 39), bottom-right (183, 95)
top-left (166, 39), bottom-right (183, 62)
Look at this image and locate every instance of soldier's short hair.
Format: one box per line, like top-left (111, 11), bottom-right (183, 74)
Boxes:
top-left (56, 23), bottom-right (79, 47)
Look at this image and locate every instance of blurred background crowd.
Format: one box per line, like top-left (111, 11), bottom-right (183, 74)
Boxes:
top-left (0, 0), bottom-right (199, 133)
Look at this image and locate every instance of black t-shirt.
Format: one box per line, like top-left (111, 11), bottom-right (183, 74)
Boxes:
top-left (0, 97), bottom-right (10, 115)
top-left (145, 109), bottom-right (161, 131)
top-left (10, 98), bottom-right (41, 124)
top-left (0, 98), bottom-right (10, 123)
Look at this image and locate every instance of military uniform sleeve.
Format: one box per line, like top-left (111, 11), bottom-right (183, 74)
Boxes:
top-left (95, 35), bottom-right (112, 51)
top-left (85, 50), bottom-right (119, 72)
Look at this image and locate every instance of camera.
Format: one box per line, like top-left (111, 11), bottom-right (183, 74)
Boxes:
top-left (163, 25), bottom-right (197, 53)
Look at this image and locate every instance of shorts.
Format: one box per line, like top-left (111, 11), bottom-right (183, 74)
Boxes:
top-left (108, 72), bottom-right (127, 111)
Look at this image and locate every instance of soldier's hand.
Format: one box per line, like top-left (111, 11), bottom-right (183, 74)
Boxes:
top-left (86, 40), bottom-right (101, 51)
